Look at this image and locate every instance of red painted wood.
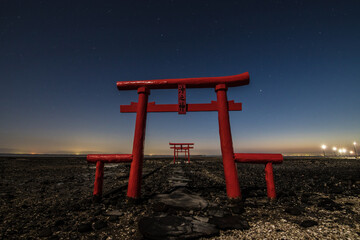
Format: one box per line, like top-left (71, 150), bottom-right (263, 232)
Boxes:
top-left (188, 101), bottom-right (242, 112)
top-left (120, 101), bottom-right (241, 113)
top-left (170, 148), bottom-right (192, 151)
top-left (117, 72), bottom-right (249, 90)
top-left (169, 143), bottom-right (194, 145)
top-left (170, 143), bottom-right (194, 163)
top-left (170, 149), bottom-right (194, 151)
top-left (216, 84), bottom-right (241, 199)
top-left (234, 153), bottom-right (282, 199)
top-left (170, 145), bottom-right (194, 148)
top-left (87, 71), bottom-right (284, 200)
top-left (265, 162), bottom-right (276, 199)
top-left (178, 84), bottom-right (186, 114)
top-left (173, 148), bottom-right (176, 164)
top-left (234, 153), bottom-right (283, 164)
top-left (93, 161), bottom-right (104, 197)
top-left (127, 87), bottom-right (149, 199)
top-left (87, 154), bottom-right (132, 163)
top-left (187, 148), bottom-right (190, 163)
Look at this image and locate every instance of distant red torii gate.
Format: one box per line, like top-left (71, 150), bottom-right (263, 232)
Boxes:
top-left (169, 143), bottom-right (194, 163)
top-left (87, 72), bottom-right (283, 200)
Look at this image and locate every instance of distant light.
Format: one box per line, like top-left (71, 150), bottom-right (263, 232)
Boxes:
top-left (354, 142), bottom-right (357, 146)
top-left (343, 149), bottom-right (347, 153)
top-left (332, 147), bottom-right (337, 151)
top-left (350, 151), bottom-right (354, 154)
top-left (338, 149), bottom-right (343, 153)
top-left (321, 144), bottom-right (327, 150)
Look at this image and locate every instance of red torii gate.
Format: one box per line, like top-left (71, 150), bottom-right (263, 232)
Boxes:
top-left (87, 72), bottom-right (283, 200)
top-left (169, 142), bottom-right (194, 163)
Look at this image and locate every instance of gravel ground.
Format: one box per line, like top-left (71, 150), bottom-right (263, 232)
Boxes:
top-left (1, 156), bottom-right (359, 239)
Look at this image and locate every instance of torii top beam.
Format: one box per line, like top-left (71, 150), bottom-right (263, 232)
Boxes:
top-left (169, 143), bottom-right (194, 145)
top-left (117, 72), bottom-right (250, 90)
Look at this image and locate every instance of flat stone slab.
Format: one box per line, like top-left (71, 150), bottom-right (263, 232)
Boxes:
top-left (206, 208), bottom-right (227, 217)
top-left (209, 215), bottom-right (250, 230)
top-left (155, 188), bottom-right (208, 210)
top-left (138, 215), bottom-right (219, 240)
top-left (168, 176), bottom-right (190, 187)
top-left (169, 181), bottom-right (188, 187)
top-left (168, 176), bottom-right (191, 182)
top-left (104, 210), bottom-right (124, 216)
top-left (168, 168), bottom-right (191, 187)
top-left (300, 219), bottom-right (318, 228)
top-left (172, 169), bottom-right (184, 174)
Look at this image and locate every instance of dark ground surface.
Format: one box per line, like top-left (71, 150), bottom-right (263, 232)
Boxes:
top-left (1, 156), bottom-right (360, 239)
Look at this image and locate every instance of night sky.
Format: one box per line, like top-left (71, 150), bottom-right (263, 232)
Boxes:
top-left (1, 0), bottom-right (359, 155)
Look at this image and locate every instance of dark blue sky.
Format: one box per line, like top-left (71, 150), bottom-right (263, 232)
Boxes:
top-left (1, 0), bottom-right (359, 155)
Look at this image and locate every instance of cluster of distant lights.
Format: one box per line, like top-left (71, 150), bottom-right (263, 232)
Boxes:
top-left (321, 141), bottom-right (357, 155)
